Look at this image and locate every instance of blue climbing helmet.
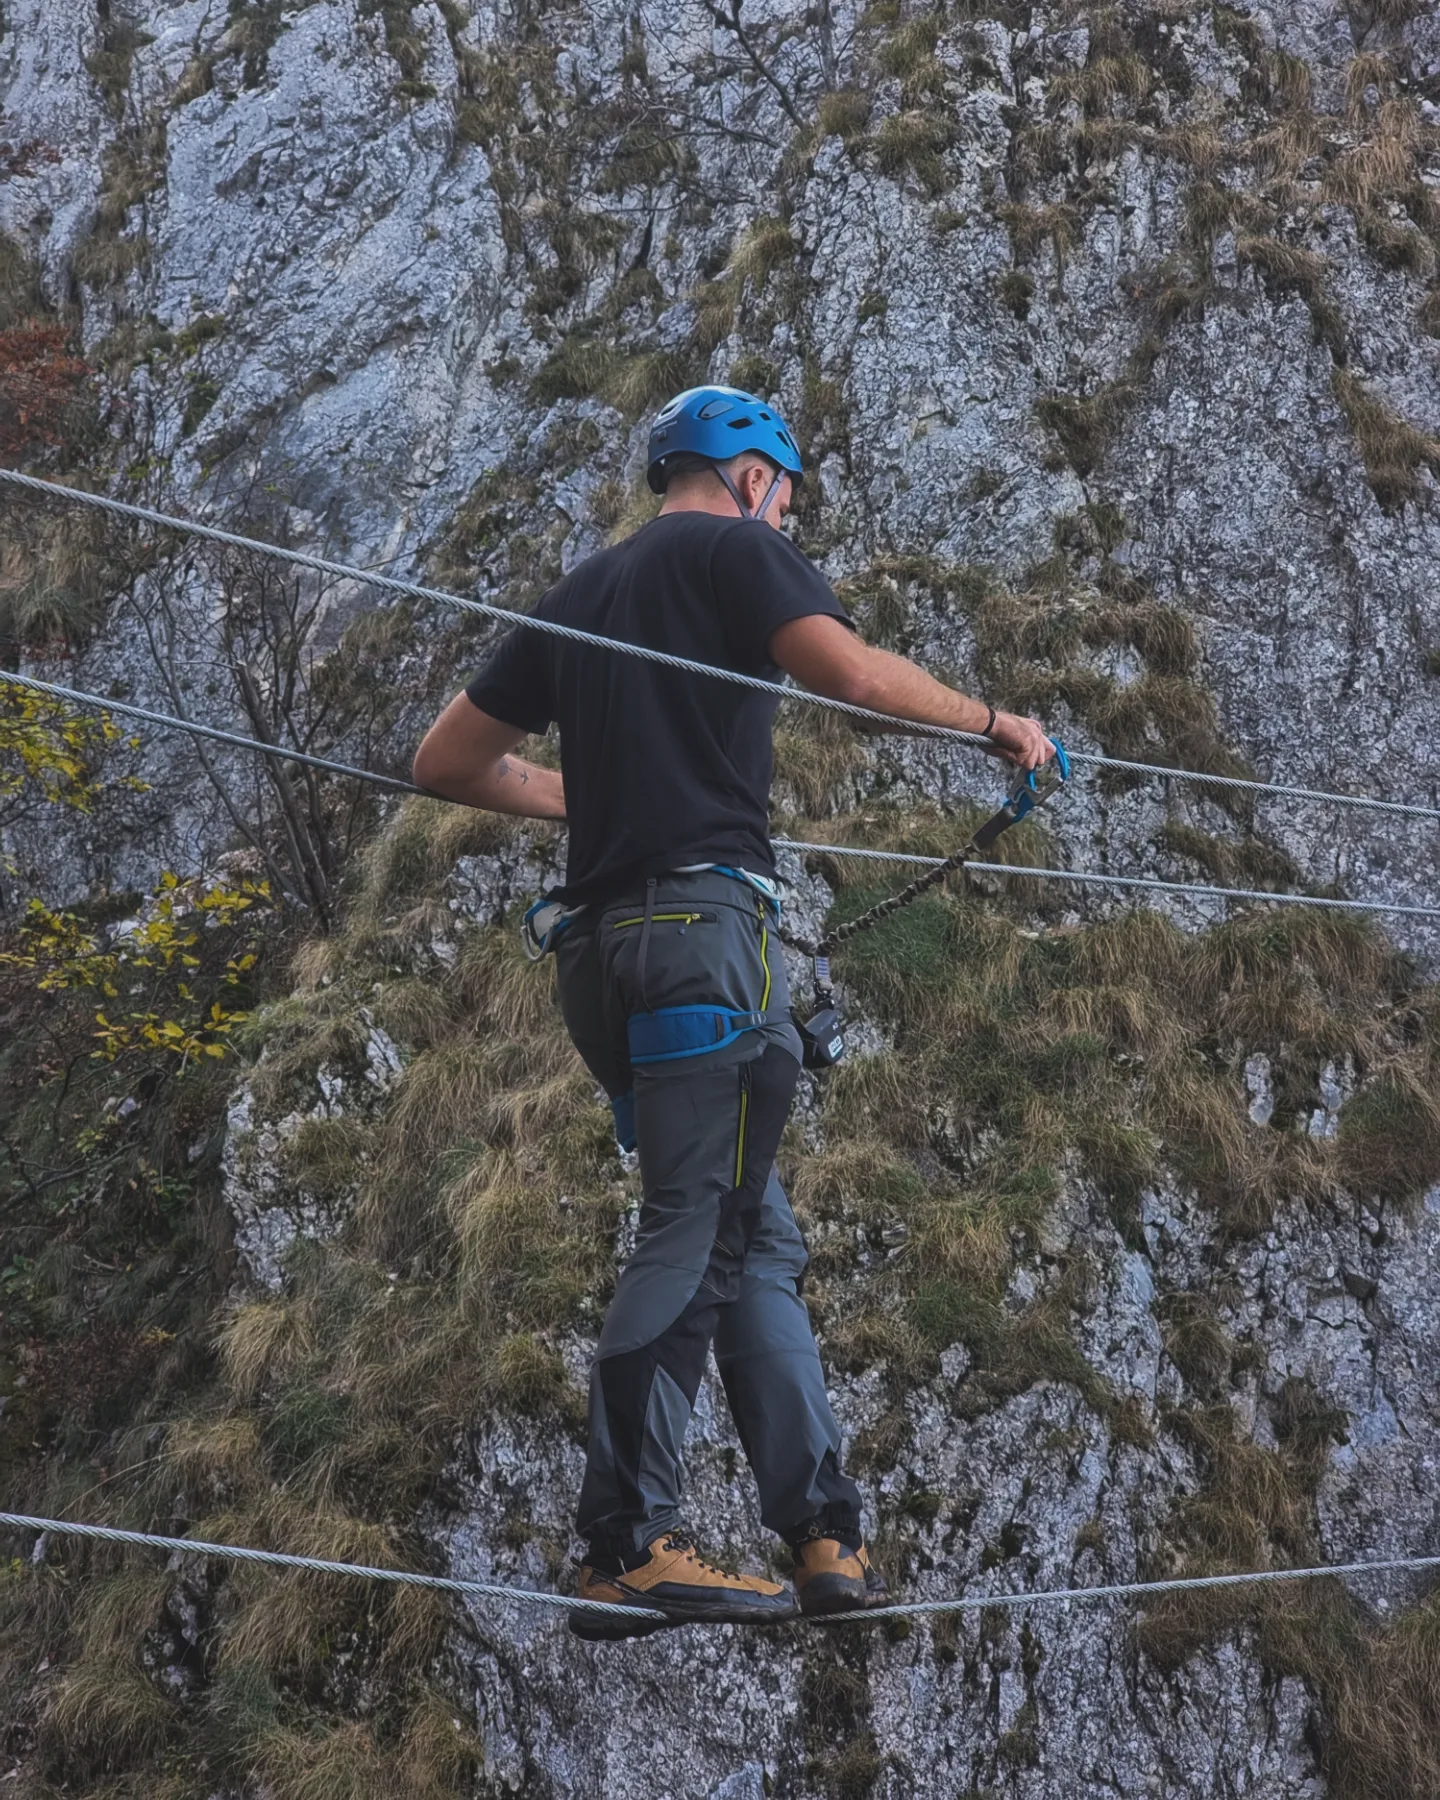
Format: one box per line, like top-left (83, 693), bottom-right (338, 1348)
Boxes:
top-left (646, 385), bottom-right (804, 515)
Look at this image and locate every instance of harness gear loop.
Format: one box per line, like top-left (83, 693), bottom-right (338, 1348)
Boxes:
top-left (523, 895), bottom-right (574, 960)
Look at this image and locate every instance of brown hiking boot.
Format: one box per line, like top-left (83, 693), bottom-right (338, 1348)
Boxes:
top-left (568, 1563), bottom-right (679, 1642)
top-left (568, 1530), bottom-right (798, 1641)
top-left (792, 1535), bottom-right (890, 1618)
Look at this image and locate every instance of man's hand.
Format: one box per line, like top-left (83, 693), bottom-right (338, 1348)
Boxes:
top-left (768, 614), bottom-right (1056, 771)
top-left (986, 710), bottom-right (1054, 772)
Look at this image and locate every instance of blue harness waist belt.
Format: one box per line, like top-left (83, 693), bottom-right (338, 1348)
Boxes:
top-left (627, 1006), bottom-right (768, 1065)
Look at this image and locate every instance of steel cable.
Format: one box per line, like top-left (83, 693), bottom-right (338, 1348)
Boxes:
top-left (5, 466), bottom-right (1440, 824)
top-left (6, 669), bottom-right (1438, 921)
top-left (5, 1512), bottom-right (1439, 1628)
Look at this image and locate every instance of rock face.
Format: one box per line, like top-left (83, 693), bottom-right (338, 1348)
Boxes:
top-left (6, 0), bottom-right (1440, 1795)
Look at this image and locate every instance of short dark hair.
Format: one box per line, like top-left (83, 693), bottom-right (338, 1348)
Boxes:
top-left (654, 448), bottom-right (779, 491)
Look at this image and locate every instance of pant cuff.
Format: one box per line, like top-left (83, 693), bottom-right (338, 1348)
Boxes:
top-left (782, 1503), bottom-right (863, 1550)
top-left (584, 1514), bottom-right (680, 1568)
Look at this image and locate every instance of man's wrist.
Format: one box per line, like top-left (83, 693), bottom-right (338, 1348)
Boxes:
top-left (981, 704), bottom-right (997, 738)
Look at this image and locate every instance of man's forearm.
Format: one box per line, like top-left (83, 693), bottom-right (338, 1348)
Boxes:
top-left (422, 755), bottom-right (567, 820)
top-left (850, 644), bottom-right (994, 735)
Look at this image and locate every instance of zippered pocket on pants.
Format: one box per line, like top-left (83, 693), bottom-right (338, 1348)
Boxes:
top-left (610, 911), bottom-right (716, 930)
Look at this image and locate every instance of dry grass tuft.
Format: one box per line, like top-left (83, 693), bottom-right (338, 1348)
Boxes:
top-left (42, 1657), bottom-right (172, 1779)
top-left (493, 1331), bottom-right (574, 1413)
top-left (253, 1691), bottom-right (484, 1800)
top-left (1325, 101), bottom-right (1425, 210)
top-left (876, 15), bottom-right (940, 81)
top-left (1034, 381), bottom-right (1134, 477)
top-left (871, 110), bottom-right (957, 193)
top-left (219, 1299), bottom-right (316, 1404)
top-left (202, 1496), bottom-right (447, 1679)
top-left (1360, 211), bottom-right (1434, 277)
top-left (1346, 51), bottom-right (1398, 119)
top-left (603, 347), bottom-right (700, 417)
top-left (693, 215), bottom-right (798, 349)
top-left (1337, 1066), bottom-right (1440, 1209)
top-left (164, 1413), bottom-right (265, 1497)
top-left (455, 927), bottom-right (568, 1041)
top-left (1150, 122), bottom-right (1229, 175)
top-left (996, 201), bottom-right (1081, 268)
top-left (1134, 1387), bottom-right (1440, 1798)
top-left (0, 503), bottom-right (116, 647)
top-left (354, 797), bottom-right (522, 924)
top-left (729, 216), bottom-right (796, 287)
top-left (1157, 1293), bottom-right (1234, 1398)
top-left (172, 53), bottom-right (214, 107)
top-left (1236, 235), bottom-right (1328, 298)
top-left (815, 87), bottom-right (872, 145)
top-left (1050, 53), bottom-right (1152, 115)
top-left (1332, 369), bottom-right (1440, 513)
top-left (773, 710), bottom-right (867, 814)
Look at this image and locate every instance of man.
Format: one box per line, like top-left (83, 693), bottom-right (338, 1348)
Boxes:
top-left (414, 386), bottom-right (1054, 1639)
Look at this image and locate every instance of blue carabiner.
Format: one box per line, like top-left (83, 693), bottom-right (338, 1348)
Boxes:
top-left (1006, 740), bottom-right (1071, 825)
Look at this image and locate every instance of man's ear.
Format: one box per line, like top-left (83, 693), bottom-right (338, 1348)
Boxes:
top-left (742, 459), bottom-right (770, 507)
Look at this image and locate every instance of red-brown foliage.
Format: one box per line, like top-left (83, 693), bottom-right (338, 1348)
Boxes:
top-left (0, 321), bottom-right (91, 459)
top-left (0, 136), bottom-right (62, 179)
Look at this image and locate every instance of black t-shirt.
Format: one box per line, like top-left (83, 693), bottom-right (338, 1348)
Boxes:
top-left (464, 511), bottom-right (853, 903)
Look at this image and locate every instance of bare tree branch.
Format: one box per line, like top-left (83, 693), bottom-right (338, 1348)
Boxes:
top-left (699, 0), bottom-right (803, 127)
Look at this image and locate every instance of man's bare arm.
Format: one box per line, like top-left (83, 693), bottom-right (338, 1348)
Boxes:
top-left (768, 614), bottom-right (1054, 771)
top-left (412, 693), bottom-right (567, 820)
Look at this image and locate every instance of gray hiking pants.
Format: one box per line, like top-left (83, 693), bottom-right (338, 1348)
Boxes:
top-left (554, 869), bottom-right (862, 1561)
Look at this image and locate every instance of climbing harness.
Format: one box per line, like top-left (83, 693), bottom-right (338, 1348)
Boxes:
top-left (784, 745), bottom-right (1073, 1068)
top-left (628, 1005), bottom-right (773, 1064)
top-left (625, 877), bottom-right (787, 1064)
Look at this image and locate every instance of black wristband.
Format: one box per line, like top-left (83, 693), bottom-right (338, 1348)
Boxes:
top-left (982, 704), bottom-right (997, 738)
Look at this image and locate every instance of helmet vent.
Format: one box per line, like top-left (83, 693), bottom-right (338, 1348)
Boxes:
top-left (727, 416), bottom-right (755, 429)
top-left (697, 398), bottom-right (734, 420)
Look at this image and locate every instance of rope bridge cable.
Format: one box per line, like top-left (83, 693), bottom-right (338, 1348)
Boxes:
top-left (5, 1512), bottom-right (1440, 1628)
top-left (0, 669), bottom-right (423, 795)
top-left (770, 840), bottom-right (1440, 922)
top-left (6, 669), bottom-right (1440, 923)
top-left (4, 465), bottom-right (1440, 826)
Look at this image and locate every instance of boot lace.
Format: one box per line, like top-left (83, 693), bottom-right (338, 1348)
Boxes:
top-left (661, 1530), bottom-right (738, 1579)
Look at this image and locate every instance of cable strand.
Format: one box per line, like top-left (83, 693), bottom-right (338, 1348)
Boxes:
top-left (4, 1512), bottom-right (1438, 1627)
top-left (6, 670), bottom-right (1437, 921)
top-left (5, 467), bottom-right (1440, 824)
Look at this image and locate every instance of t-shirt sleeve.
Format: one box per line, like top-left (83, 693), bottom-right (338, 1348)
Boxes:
top-left (709, 522), bottom-right (854, 670)
top-left (464, 622), bottom-right (552, 735)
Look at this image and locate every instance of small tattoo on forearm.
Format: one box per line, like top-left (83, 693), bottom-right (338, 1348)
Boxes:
top-left (496, 758), bottom-right (529, 785)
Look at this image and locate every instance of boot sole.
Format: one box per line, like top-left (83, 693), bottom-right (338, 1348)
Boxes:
top-left (647, 1596), bottom-right (799, 1626)
top-left (568, 1596), bottom-right (798, 1638)
top-left (798, 1572), bottom-right (872, 1617)
top-left (567, 1610), bottom-right (679, 1643)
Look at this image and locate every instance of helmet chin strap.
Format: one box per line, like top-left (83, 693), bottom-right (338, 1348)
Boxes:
top-left (715, 463), bottom-right (785, 522)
